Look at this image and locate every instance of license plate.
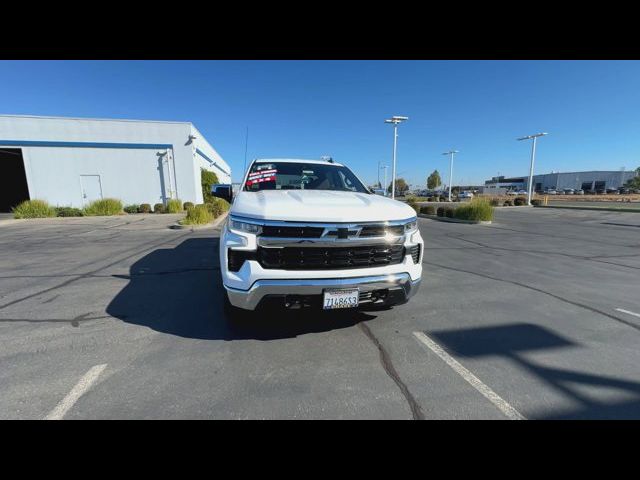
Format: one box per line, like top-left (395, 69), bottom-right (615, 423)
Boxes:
top-left (323, 288), bottom-right (359, 310)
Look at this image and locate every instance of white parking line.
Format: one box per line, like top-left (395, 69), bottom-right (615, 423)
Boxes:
top-left (413, 332), bottom-right (525, 420)
top-left (45, 364), bottom-right (107, 420)
top-left (615, 308), bottom-right (640, 319)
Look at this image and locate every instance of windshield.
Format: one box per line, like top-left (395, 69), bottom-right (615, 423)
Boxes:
top-left (243, 162), bottom-right (370, 193)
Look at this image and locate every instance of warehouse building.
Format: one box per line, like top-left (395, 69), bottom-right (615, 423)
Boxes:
top-left (0, 115), bottom-right (231, 212)
top-left (484, 170), bottom-right (637, 193)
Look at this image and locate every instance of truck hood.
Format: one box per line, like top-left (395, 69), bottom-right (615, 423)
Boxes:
top-left (231, 190), bottom-right (416, 223)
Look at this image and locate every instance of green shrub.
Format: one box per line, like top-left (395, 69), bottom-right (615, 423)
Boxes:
top-left (12, 199), bottom-right (57, 219)
top-left (440, 196), bottom-right (447, 202)
top-left (83, 198), bottom-right (123, 216)
top-left (205, 201), bottom-right (221, 217)
top-left (514, 196), bottom-right (527, 206)
top-left (406, 199), bottom-right (420, 213)
top-left (153, 203), bottom-right (165, 214)
top-left (531, 199), bottom-right (542, 206)
top-left (55, 206), bottom-right (84, 217)
top-left (454, 198), bottom-right (494, 221)
top-left (124, 204), bottom-right (139, 214)
top-left (503, 200), bottom-right (513, 207)
top-left (489, 197), bottom-right (500, 206)
top-left (180, 204), bottom-right (213, 225)
top-left (183, 201), bottom-right (194, 210)
top-left (166, 199), bottom-right (183, 213)
top-left (436, 206), bottom-right (445, 217)
top-left (216, 198), bottom-right (230, 212)
top-left (201, 168), bottom-right (220, 203)
top-left (205, 198), bottom-right (230, 217)
top-left (445, 207), bottom-right (455, 218)
top-left (139, 203), bottom-right (152, 213)
top-left (421, 205), bottom-right (436, 215)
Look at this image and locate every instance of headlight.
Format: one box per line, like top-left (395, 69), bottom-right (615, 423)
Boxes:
top-left (404, 219), bottom-right (418, 233)
top-left (229, 218), bottom-right (262, 235)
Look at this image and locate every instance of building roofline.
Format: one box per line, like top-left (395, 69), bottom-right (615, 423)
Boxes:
top-left (0, 113), bottom-right (192, 126)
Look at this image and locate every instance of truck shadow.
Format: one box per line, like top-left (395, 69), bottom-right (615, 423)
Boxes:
top-left (429, 324), bottom-right (640, 419)
top-left (106, 237), bottom-right (376, 340)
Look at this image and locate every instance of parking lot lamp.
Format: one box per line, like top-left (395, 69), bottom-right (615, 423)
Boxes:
top-left (517, 133), bottom-right (548, 205)
top-left (442, 150), bottom-right (459, 202)
top-left (385, 116), bottom-right (409, 199)
top-left (380, 164), bottom-right (389, 196)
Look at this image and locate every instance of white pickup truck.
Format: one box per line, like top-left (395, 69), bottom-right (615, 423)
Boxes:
top-left (212, 158), bottom-right (423, 320)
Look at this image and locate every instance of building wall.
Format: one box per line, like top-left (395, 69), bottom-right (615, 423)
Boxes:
top-left (486, 171), bottom-right (638, 192)
top-left (528, 171), bottom-right (637, 191)
top-left (0, 115), bottom-right (231, 208)
top-left (190, 125), bottom-right (232, 204)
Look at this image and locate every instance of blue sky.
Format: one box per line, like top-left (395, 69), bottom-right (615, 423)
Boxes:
top-left (1, 60), bottom-right (639, 186)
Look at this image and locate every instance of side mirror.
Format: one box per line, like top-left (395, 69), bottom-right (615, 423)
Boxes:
top-left (211, 184), bottom-right (233, 203)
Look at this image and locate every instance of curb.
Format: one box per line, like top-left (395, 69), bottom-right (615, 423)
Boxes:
top-left (0, 219), bottom-right (23, 227)
top-left (418, 213), bottom-right (492, 225)
top-left (534, 205), bottom-right (640, 213)
top-left (170, 211), bottom-right (229, 230)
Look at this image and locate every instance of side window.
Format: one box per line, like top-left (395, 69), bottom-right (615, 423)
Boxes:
top-left (338, 171), bottom-right (358, 191)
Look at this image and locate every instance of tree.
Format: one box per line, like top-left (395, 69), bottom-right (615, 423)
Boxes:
top-left (427, 170), bottom-right (442, 190)
top-left (201, 168), bottom-right (219, 203)
top-left (387, 178), bottom-right (409, 196)
top-left (626, 175), bottom-right (640, 189)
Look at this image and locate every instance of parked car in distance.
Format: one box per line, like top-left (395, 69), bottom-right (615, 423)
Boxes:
top-left (563, 189), bottom-right (574, 195)
top-left (574, 189), bottom-right (584, 195)
top-left (606, 188), bottom-right (619, 194)
top-left (515, 189), bottom-right (528, 195)
top-left (545, 189), bottom-right (558, 195)
top-left (506, 190), bottom-right (517, 196)
top-left (458, 191), bottom-right (474, 199)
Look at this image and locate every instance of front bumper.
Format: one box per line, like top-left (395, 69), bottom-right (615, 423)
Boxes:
top-left (225, 273), bottom-right (421, 310)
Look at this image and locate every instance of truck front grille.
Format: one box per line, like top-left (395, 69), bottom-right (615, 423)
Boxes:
top-left (260, 226), bottom-right (325, 238)
top-left (257, 245), bottom-right (405, 270)
top-left (259, 223), bottom-right (405, 239)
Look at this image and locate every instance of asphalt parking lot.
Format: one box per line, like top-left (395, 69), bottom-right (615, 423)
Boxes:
top-left (1, 208), bottom-right (640, 419)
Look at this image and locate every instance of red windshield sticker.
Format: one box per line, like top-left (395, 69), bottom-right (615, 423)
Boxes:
top-left (246, 169), bottom-right (277, 186)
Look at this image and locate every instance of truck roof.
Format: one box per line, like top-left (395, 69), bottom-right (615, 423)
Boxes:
top-left (253, 158), bottom-right (345, 167)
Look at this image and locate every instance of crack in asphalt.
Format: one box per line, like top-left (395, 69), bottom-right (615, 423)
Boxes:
top-left (358, 321), bottom-right (425, 420)
top-left (0, 312), bottom-right (110, 326)
top-left (0, 231), bottom-right (194, 311)
top-left (112, 267), bottom-right (220, 279)
top-left (466, 221), bottom-right (640, 249)
top-left (422, 260), bottom-right (640, 333)
top-left (443, 233), bottom-right (640, 271)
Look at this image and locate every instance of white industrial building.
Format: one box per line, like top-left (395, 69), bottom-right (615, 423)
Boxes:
top-left (484, 170), bottom-right (638, 193)
top-left (0, 114), bottom-right (231, 212)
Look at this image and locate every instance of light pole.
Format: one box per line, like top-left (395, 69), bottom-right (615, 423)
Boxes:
top-left (442, 150), bottom-right (459, 202)
top-left (385, 116), bottom-right (409, 199)
top-left (380, 164), bottom-right (389, 196)
top-left (517, 132), bottom-right (548, 205)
